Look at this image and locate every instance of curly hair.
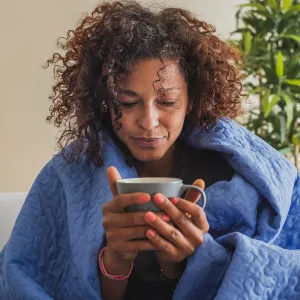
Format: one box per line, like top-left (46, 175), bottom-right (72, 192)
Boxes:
top-left (45, 0), bottom-right (244, 167)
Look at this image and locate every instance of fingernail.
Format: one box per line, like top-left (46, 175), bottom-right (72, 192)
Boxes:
top-left (147, 229), bottom-right (156, 238)
top-left (139, 194), bottom-right (150, 203)
top-left (154, 194), bottom-right (164, 204)
top-left (145, 212), bottom-right (156, 222)
top-left (162, 215), bottom-right (170, 222)
top-left (170, 197), bottom-right (179, 205)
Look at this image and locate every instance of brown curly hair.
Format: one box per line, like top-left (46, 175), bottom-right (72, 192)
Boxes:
top-left (45, 0), bottom-right (244, 167)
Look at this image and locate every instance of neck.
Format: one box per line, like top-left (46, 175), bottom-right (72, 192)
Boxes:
top-left (139, 143), bottom-right (177, 178)
top-left (138, 140), bottom-right (186, 177)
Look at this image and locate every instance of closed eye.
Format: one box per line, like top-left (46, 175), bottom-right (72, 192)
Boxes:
top-left (119, 102), bottom-right (138, 108)
top-left (119, 100), bottom-right (177, 108)
top-left (159, 101), bottom-right (176, 106)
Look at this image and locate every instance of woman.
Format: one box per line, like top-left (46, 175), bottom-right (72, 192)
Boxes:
top-left (1, 1), bottom-right (299, 299)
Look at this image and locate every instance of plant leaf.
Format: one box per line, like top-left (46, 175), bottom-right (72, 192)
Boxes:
top-left (285, 79), bottom-right (300, 86)
top-left (292, 133), bottom-right (300, 146)
top-left (282, 34), bottom-right (300, 43)
top-left (283, 93), bottom-right (292, 104)
top-left (262, 89), bottom-right (270, 110)
top-left (290, 86), bottom-right (300, 94)
top-left (285, 102), bottom-right (294, 128)
top-left (249, 87), bottom-right (264, 95)
top-left (239, 3), bottom-right (269, 12)
top-left (279, 147), bottom-right (292, 155)
top-left (266, 0), bottom-right (277, 9)
top-left (279, 113), bottom-right (286, 143)
top-left (286, 3), bottom-right (300, 12)
top-left (264, 66), bottom-right (278, 84)
top-left (264, 94), bottom-right (280, 117)
top-left (241, 15), bottom-right (269, 32)
top-left (286, 54), bottom-right (300, 78)
top-left (235, 8), bottom-right (242, 29)
top-left (281, 0), bottom-right (293, 12)
top-left (243, 31), bottom-right (252, 54)
top-left (276, 51), bottom-right (284, 79)
top-left (282, 4), bottom-right (300, 18)
top-left (240, 5), bottom-right (270, 18)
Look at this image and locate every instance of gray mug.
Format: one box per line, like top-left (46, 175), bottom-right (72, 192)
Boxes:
top-left (116, 177), bottom-right (206, 212)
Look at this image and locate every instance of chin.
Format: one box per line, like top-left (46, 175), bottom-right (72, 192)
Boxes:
top-left (130, 149), bottom-right (166, 162)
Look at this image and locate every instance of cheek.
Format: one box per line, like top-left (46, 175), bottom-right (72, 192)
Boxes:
top-left (166, 110), bottom-right (186, 129)
top-left (111, 112), bottom-right (133, 136)
top-left (119, 113), bottom-right (133, 127)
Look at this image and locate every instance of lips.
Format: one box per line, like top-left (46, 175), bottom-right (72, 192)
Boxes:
top-left (134, 137), bottom-right (163, 141)
top-left (132, 136), bottom-right (165, 147)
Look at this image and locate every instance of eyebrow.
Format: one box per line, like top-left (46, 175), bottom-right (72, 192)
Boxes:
top-left (119, 87), bottom-right (182, 97)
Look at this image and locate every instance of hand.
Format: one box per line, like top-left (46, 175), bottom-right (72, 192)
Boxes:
top-left (101, 167), bottom-right (170, 273)
top-left (144, 179), bottom-right (209, 265)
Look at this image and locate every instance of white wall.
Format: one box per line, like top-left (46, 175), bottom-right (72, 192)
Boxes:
top-left (0, 0), bottom-right (243, 192)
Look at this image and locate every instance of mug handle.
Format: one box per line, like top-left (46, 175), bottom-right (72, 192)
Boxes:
top-left (180, 185), bottom-right (207, 209)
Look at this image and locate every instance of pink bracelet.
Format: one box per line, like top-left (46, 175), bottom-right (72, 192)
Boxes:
top-left (98, 247), bottom-right (134, 280)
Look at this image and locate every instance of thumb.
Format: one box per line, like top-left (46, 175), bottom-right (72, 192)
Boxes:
top-left (185, 179), bottom-right (205, 204)
top-left (107, 166), bottom-right (122, 197)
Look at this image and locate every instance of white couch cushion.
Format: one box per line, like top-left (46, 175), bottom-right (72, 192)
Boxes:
top-left (0, 193), bottom-right (27, 250)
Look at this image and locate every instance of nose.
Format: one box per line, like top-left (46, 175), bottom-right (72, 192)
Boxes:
top-left (137, 105), bottom-right (159, 131)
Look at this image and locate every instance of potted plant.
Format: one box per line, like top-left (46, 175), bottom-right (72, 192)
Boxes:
top-left (229, 0), bottom-right (300, 169)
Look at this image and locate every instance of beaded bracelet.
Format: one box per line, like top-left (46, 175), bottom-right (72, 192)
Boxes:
top-left (98, 247), bottom-right (134, 281)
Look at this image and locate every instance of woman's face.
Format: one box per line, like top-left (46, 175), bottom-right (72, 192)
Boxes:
top-left (110, 59), bottom-right (189, 162)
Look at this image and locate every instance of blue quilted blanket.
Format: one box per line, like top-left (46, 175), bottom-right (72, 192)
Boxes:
top-left (0, 119), bottom-right (299, 299)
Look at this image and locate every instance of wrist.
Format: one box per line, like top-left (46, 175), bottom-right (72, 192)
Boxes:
top-left (103, 247), bottom-right (133, 275)
top-left (159, 260), bottom-right (186, 280)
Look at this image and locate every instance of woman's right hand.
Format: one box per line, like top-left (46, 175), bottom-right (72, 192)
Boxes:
top-left (101, 166), bottom-right (163, 273)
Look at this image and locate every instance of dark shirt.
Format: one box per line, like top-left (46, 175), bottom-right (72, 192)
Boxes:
top-left (124, 142), bottom-right (235, 299)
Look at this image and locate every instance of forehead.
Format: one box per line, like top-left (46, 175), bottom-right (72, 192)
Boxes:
top-left (121, 59), bottom-right (186, 90)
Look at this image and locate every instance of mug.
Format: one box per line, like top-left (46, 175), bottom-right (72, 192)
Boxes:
top-left (116, 177), bottom-right (206, 212)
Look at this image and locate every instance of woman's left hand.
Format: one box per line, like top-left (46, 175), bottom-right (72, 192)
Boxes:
top-left (144, 180), bottom-right (209, 265)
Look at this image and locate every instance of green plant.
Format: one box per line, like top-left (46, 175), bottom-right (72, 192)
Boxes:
top-left (230, 0), bottom-right (300, 169)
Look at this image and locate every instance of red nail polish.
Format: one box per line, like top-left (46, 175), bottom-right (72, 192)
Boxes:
top-left (139, 194), bottom-right (150, 203)
top-left (170, 197), bottom-right (179, 205)
top-left (147, 229), bottom-right (156, 238)
top-left (145, 212), bottom-right (156, 222)
top-left (154, 194), bottom-right (164, 204)
top-left (162, 215), bottom-right (170, 222)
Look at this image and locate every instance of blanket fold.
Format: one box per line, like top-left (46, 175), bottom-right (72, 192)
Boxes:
top-left (1, 119), bottom-right (299, 299)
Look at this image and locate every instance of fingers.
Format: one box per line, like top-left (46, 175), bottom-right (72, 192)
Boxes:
top-left (145, 210), bottom-right (204, 248)
top-left (145, 212), bottom-right (188, 246)
top-left (121, 240), bottom-right (156, 252)
top-left (151, 194), bottom-right (198, 236)
top-left (145, 227), bottom-right (195, 262)
top-left (106, 226), bottom-right (150, 241)
top-left (185, 179), bottom-right (205, 203)
top-left (148, 194), bottom-right (207, 246)
top-left (102, 211), bottom-right (170, 229)
top-left (102, 192), bottom-right (150, 213)
top-left (170, 198), bottom-right (209, 232)
top-left (107, 166), bottom-right (122, 197)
